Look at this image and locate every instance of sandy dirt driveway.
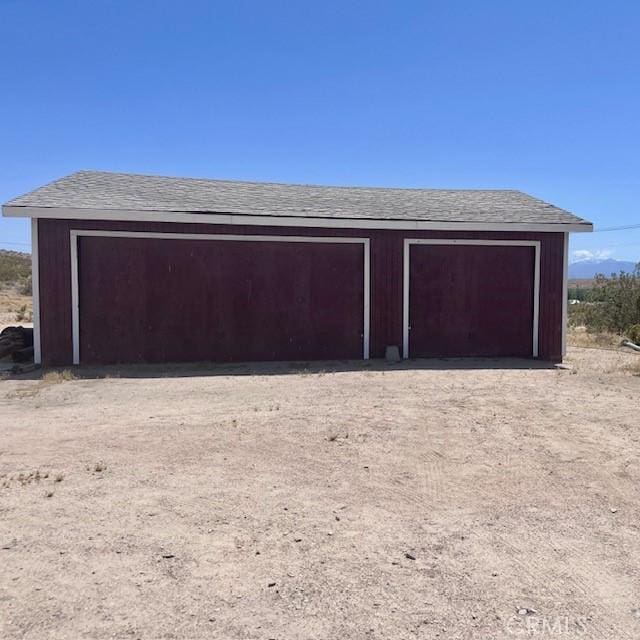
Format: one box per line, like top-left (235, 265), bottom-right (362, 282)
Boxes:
top-left (0, 348), bottom-right (639, 639)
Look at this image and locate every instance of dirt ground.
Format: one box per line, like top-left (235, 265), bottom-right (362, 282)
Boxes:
top-left (0, 348), bottom-right (639, 639)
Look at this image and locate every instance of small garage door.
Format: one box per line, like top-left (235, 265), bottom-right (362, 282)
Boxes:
top-left (76, 233), bottom-right (367, 365)
top-left (406, 241), bottom-right (537, 358)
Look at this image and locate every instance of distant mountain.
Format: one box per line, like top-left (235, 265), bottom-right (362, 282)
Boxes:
top-left (569, 258), bottom-right (638, 279)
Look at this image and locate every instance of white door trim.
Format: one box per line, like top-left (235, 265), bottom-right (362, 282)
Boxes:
top-left (402, 238), bottom-right (541, 359)
top-left (69, 229), bottom-right (370, 365)
top-left (31, 219), bottom-right (42, 364)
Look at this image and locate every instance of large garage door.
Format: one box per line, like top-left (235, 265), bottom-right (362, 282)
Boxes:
top-left (75, 232), bottom-right (368, 365)
top-left (405, 241), bottom-right (538, 358)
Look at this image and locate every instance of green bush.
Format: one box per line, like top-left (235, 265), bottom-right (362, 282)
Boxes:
top-left (626, 324), bottom-right (640, 344)
top-left (579, 266), bottom-right (640, 335)
top-left (567, 286), bottom-right (590, 301)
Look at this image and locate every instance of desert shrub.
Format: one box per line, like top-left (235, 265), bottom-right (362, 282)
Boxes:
top-left (18, 275), bottom-right (32, 296)
top-left (626, 324), bottom-right (640, 344)
top-left (15, 304), bottom-right (33, 322)
top-left (567, 286), bottom-right (591, 302)
top-left (568, 303), bottom-right (590, 327)
top-left (579, 266), bottom-right (640, 335)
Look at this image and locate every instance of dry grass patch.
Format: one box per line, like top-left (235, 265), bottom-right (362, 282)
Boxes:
top-left (42, 370), bottom-right (76, 383)
top-left (622, 358), bottom-right (640, 376)
top-left (9, 369), bottom-right (77, 398)
top-left (567, 326), bottom-right (621, 349)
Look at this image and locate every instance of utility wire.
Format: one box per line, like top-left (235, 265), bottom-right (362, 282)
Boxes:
top-left (592, 223), bottom-right (640, 232)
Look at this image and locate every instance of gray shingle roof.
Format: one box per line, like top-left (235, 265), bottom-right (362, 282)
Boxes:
top-left (4, 170), bottom-right (590, 227)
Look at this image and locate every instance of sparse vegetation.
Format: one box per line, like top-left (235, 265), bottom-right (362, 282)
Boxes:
top-left (0, 251), bottom-right (33, 328)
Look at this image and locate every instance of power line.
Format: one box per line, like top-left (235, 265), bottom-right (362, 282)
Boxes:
top-left (0, 241), bottom-right (31, 248)
top-left (593, 223), bottom-right (640, 233)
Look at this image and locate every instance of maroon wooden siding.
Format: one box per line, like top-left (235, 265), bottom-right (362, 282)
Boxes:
top-left (36, 219), bottom-right (565, 365)
top-left (409, 244), bottom-right (535, 357)
top-left (78, 236), bottom-right (364, 364)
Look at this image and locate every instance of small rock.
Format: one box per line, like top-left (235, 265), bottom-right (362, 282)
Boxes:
top-left (385, 345), bottom-right (401, 363)
top-left (268, 582), bottom-right (276, 587)
top-left (161, 554), bottom-right (175, 559)
top-left (610, 507), bottom-right (618, 513)
top-left (405, 553), bottom-right (416, 560)
top-left (517, 607), bottom-right (537, 616)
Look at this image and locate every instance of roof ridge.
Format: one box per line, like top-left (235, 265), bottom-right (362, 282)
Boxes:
top-left (71, 169), bottom-right (523, 195)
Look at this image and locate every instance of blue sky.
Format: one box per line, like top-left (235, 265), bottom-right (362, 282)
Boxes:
top-left (1, 0), bottom-right (639, 262)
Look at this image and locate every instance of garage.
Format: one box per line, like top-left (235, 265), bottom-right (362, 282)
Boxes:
top-left (403, 240), bottom-right (539, 358)
top-left (74, 231), bottom-right (369, 365)
top-left (2, 170), bottom-right (592, 366)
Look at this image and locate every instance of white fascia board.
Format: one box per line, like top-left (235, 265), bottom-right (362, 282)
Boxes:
top-left (2, 205), bottom-right (594, 233)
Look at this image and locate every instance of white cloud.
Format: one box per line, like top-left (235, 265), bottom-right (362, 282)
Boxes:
top-left (571, 249), bottom-right (613, 263)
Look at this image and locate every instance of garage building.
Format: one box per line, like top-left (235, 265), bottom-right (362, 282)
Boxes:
top-left (2, 171), bottom-right (592, 366)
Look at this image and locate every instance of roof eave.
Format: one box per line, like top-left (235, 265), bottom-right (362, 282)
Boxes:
top-left (1, 204), bottom-right (594, 233)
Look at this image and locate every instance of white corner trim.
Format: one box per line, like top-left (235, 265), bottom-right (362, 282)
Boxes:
top-left (363, 238), bottom-right (371, 360)
top-left (31, 219), bottom-right (41, 364)
top-left (70, 231), bottom-right (80, 365)
top-left (402, 240), bottom-right (410, 358)
top-left (69, 229), bottom-right (371, 365)
top-left (562, 232), bottom-right (569, 357)
top-left (2, 204), bottom-right (594, 233)
top-left (402, 238), bottom-right (541, 359)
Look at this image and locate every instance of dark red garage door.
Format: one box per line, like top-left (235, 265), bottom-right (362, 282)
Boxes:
top-left (408, 243), bottom-right (535, 358)
top-left (77, 235), bottom-right (366, 364)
